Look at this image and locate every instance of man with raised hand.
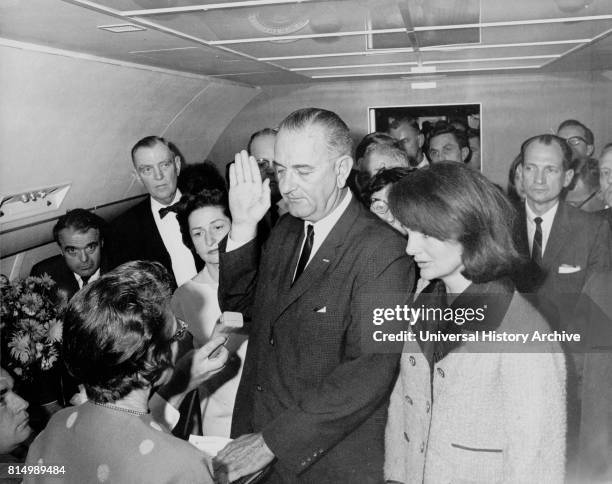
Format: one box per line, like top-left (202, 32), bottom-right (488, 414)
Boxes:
top-left (214, 108), bottom-right (414, 483)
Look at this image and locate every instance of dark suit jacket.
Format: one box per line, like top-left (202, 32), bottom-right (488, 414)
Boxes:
top-left (514, 202), bottom-right (611, 314)
top-left (30, 254), bottom-right (108, 405)
top-left (219, 196), bottom-right (415, 483)
top-left (30, 255), bottom-right (79, 302)
top-left (108, 197), bottom-right (201, 284)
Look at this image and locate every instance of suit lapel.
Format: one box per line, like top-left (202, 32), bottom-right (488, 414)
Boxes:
top-left (270, 198), bottom-right (360, 325)
top-left (543, 203), bottom-right (570, 268)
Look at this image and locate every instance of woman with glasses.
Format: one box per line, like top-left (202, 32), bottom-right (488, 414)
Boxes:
top-left (173, 189), bottom-right (248, 438)
top-left (25, 261), bottom-right (226, 483)
top-left (361, 167), bottom-right (413, 236)
top-left (384, 163), bottom-right (566, 484)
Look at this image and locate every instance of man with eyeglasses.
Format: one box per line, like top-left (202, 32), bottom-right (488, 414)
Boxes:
top-left (557, 119), bottom-right (595, 158)
top-left (31, 209), bottom-right (107, 303)
top-left (108, 136), bottom-right (199, 286)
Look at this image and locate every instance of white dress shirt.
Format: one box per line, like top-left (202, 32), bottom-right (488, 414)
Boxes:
top-left (150, 190), bottom-right (197, 286)
top-left (525, 201), bottom-right (559, 257)
top-left (293, 190), bottom-right (352, 277)
top-left (227, 190), bottom-right (353, 274)
top-left (74, 268), bottom-right (100, 289)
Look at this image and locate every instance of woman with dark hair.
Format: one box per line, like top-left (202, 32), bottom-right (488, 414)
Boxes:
top-left (384, 163), bottom-right (566, 483)
top-left (173, 189), bottom-right (247, 438)
top-left (24, 261), bottom-right (226, 483)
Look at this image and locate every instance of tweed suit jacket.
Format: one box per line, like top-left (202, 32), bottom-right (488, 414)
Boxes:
top-left (108, 197), bottom-right (201, 284)
top-left (385, 286), bottom-right (567, 484)
top-left (219, 195), bottom-right (415, 483)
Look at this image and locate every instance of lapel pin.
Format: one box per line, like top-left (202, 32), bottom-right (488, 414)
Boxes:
top-left (322, 258), bottom-right (330, 263)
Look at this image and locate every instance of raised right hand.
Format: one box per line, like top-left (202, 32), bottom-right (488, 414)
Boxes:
top-left (229, 151), bottom-right (271, 239)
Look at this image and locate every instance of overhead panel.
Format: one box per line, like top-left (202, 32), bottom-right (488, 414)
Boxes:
top-left (55, 0), bottom-right (612, 82)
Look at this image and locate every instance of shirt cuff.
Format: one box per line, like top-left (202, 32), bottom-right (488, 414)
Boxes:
top-left (226, 233), bottom-right (254, 252)
top-left (149, 393), bottom-right (180, 431)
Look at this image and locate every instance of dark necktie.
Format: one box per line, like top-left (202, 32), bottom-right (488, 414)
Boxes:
top-left (81, 275), bottom-right (90, 287)
top-left (159, 206), bottom-right (174, 219)
top-left (293, 224), bottom-right (314, 284)
top-left (532, 216), bottom-right (543, 264)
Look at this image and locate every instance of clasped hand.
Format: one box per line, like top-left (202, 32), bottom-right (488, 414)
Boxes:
top-left (213, 432), bottom-right (275, 483)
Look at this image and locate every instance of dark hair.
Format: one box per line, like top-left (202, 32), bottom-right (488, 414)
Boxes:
top-left (177, 160), bottom-right (226, 195)
top-left (507, 154), bottom-right (524, 205)
top-left (52, 209), bottom-right (106, 245)
top-left (388, 162), bottom-right (522, 283)
top-left (519, 134), bottom-right (573, 172)
top-left (427, 121), bottom-right (469, 149)
top-left (279, 108), bottom-right (353, 158)
top-left (467, 128), bottom-right (480, 141)
top-left (568, 156), bottom-right (600, 192)
top-left (130, 136), bottom-right (172, 163)
top-left (247, 128), bottom-right (278, 155)
top-left (355, 132), bottom-right (399, 163)
top-left (361, 167), bottom-right (414, 205)
top-left (175, 189), bottom-right (231, 251)
top-left (557, 119), bottom-right (594, 145)
top-left (63, 261), bottom-right (176, 403)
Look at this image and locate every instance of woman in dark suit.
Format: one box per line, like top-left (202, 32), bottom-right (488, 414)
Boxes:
top-left (25, 261), bottom-right (227, 483)
top-left (384, 162), bottom-right (566, 483)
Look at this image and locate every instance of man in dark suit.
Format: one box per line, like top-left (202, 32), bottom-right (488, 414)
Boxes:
top-left (109, 136), bottom-right (199, 287)
top-left (215, 108), bottom-right (415, 483)
top-left (31, 209), bottom-right (107, 304)
top-left (514, 134), bottom-right (611, 306)
top-left (598, 143), bottom-right (612, 227)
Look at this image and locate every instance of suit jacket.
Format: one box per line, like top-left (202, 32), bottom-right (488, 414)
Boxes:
top-left (30, 255), bottom-right (79, 302)
top-left (219, 196), bottom-right (415, 483)
top-left (30, 254), bottom-right (108, 405)
top-left (108, 197), bottom-right (202, 284)
top-left (385, 286), bottom-right (566, 484)
top-left (514, 201), bottom-right (611, 324)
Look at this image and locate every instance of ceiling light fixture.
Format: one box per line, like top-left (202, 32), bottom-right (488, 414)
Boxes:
top-left (98, 24), bottom-right (146, 33)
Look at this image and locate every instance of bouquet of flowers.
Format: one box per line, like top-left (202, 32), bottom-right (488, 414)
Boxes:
top-left (1, 274), bottom-right (63, 382)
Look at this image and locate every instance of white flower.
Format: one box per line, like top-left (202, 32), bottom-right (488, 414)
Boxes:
top-left (9, 334), bottom-right (32, 364)
top-left (47, 319), bottom-right (63, 343)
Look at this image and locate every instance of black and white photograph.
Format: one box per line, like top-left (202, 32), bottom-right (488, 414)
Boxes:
top-left (1, 0), bottom-right (611, 483)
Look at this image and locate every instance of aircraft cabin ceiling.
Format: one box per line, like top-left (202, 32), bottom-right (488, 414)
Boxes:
top-left (1, 0), bottom-right (611, 86)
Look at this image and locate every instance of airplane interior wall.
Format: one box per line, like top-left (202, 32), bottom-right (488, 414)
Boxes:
top-left (0, 41), bottom-right (259, 279)
top-left (210, 72), bottom-right (612, 187)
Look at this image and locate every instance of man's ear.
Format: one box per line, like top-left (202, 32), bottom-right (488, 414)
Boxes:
top-left (335, 155), bottom-right (353, 188)
top-left (586, 145), bottom-right (594, 157)
top-left (174, 155), bottom-right (181, 176)
top-left (418, 133), bottom-right (425, 149)
top-left (563, 169), bottom-right (575, 188)
top-left (461, 147), bottom-right (470, 162)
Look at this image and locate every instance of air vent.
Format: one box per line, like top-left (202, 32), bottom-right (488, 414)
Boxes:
top-left (98, 24), bottom-right (146, 33)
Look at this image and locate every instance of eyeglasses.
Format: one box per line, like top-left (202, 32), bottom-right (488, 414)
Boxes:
top-left (370, 198), bottom-right (390, 215)
top-left (171, 319), bottom-right (188, 342)
top-left (565, 136), bottom-right (587, 147)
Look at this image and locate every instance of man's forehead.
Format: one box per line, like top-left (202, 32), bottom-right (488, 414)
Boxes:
top-left (524, 141), bottom-right (564, 164)
top-left (431, 133), bottom-right (458, 147)
top-left (275, 126), bottom-right (328, 161)
top-left (390, 123), bottom-right (418, 138)
top-left (133, 142), bottom-right (173, 165)
top-left (558, 124), bottom-right (586, 139)
top-left (59, 227), bottom-right (100, 245)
